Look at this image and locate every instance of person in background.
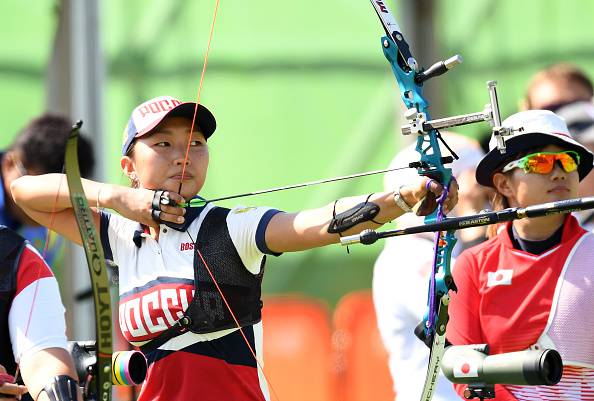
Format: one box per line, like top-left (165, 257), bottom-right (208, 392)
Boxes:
top-left (556, 101), bottom-right (594, 230)
top-left (0, 225), bottom-right (82, 401)
top-left (522, 63), bottom-right (594, 230)
top-left (372, 132), bottom-right (488, 401)
top-left (521, 63), bottom-right (593, 112)
top-left (0, 114), bottom-right (95, 267)
top-left (448, 110), bottom-right (594, 400)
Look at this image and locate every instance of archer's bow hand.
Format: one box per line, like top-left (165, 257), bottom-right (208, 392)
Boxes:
top-left (401, 177), bottom-right (459, 216)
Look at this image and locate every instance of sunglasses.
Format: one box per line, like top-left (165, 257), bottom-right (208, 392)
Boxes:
top-left (501, 151), bottom-right (580, 175)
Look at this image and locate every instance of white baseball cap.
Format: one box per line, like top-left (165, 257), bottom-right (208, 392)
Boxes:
top-left (122, 95), bottom-right (216, 156)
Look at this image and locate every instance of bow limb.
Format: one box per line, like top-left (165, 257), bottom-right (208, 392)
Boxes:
top-left (65, 122), bottom-right (113, 401)
top-left (14, 122), bottom-right (112, 401)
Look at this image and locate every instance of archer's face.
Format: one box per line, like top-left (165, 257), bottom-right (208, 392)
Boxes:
top-left (493, 144), bottom-right (580, 208)
top-left (122, 116), bottom-right (209, 199)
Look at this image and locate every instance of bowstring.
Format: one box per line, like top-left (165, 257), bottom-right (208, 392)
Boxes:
top-left (178, 0), bottom-right (220, 195)
top-left (177, 2), bottom-right (281, 399)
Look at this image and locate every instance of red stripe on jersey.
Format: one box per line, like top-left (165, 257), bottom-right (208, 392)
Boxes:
top-left (138, 352), bottom-right (266, 401)
top-left (16, 245), bottom-right (54, 296)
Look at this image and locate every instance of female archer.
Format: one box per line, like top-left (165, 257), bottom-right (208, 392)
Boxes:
top-left (11, 95), bottom-right (458, 401)
top-left (447, 109), bottom-right (594, 400)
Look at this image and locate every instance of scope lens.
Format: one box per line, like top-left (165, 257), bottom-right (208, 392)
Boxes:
top-left (540, 350), bottom-right (563, 385)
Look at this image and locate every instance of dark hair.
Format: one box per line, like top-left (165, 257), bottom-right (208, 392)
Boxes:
top-left (525, 64), bottom-right (593, 109)
top-left (9, 114), bottom-right (95, 177)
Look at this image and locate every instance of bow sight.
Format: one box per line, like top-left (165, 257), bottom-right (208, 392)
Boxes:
top-left (402, 80), bottom-right (514, 153)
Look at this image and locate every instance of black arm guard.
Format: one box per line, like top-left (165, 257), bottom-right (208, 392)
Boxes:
top-left (42, 375), bottom-right (78, 401)
top-left (328, 201), bottom-right (380, 234)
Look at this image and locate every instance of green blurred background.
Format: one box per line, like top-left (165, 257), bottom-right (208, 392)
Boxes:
top-left (2, 0), bottom-right (593, 307)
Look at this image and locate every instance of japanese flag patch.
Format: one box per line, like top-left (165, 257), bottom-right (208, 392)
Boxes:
top-left (487, 269), bottom-right (513, 287)
top-left (453, 357), bottom-right (479, 378)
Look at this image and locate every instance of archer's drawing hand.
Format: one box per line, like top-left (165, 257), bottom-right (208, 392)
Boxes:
top-left (117, 188), bottom-right (186, 229)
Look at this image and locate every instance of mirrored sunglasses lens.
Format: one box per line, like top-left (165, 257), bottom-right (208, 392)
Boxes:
top-left (558, 153), bottom-right (578, 173)
top-left (524, 154), bottom-right (554, 174)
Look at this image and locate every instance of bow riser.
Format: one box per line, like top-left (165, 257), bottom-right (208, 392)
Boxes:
top-left (380, 29), bottom-right (453, 219)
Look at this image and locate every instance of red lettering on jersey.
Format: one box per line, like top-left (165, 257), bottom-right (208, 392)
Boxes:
top-left (180, 242), bottom-right (194, 251)
top-left (125, 298), bottom-right (149, 338)
top-left (143, 291), bottom-right (168, 333)
top-left (120, 283), bottom-right (194, 342)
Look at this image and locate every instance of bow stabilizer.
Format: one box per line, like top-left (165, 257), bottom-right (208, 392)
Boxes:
top-left (341, 196), bottom-right (594, 244)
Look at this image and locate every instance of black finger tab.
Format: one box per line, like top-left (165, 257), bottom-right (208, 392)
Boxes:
top-left (152, 190), bottom-right (165, 210)
top-left (151, 209), bottom-right (162, 222)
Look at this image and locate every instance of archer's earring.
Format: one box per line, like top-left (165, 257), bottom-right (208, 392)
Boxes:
top-left (128, 173), bottom-right (140, 188)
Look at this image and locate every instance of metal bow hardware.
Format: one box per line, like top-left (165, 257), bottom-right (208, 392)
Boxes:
top-left (365, 2), bottom-right (509, 400)
top-left (65, 121), bottom-right (113, 401)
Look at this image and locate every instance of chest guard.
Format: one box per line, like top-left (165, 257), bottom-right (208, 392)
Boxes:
top-left (141, 207), bottom-right (264, 352)
top-left (533, 232), bottom-right (594, 368)
top-left (0, 227), bottom-right (26, 374)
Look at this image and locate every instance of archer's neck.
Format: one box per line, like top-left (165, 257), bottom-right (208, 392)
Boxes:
top-left (512, 214), bottom-right (566, 241)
